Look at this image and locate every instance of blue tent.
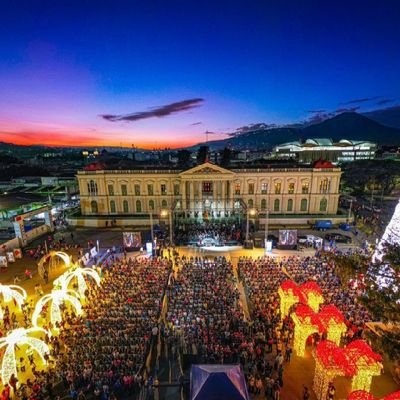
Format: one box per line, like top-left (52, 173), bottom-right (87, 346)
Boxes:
top-left (190, 364), bottom-right (250, 400)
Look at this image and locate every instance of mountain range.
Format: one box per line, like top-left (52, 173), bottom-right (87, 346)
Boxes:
top-left (188, 107), bottom-right (400, 151)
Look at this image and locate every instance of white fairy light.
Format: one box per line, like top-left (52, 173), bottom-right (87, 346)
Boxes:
top-left (0, 284), bottom-right (27, 319)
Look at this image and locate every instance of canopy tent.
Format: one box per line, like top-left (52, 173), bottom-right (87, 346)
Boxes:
top-left (190, 364), bottom-right (250, 400)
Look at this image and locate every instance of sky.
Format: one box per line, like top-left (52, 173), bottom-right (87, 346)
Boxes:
top-left (0, 0), bottom-right (399, 149)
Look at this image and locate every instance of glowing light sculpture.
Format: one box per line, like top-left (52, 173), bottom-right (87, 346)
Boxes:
top-left (300, 281), bottom-right (324, 312)
top-left (345, 340), bottom-right (382, 392)
top-left (61, 267), bottom-right (101, 298)
top-left (319, 304), bottom-right (347, 345)
top-left (0, 284), bottom-right (27, 318)
top-left (383, 391), bottom-right (400, 400)
top-left (313, 340), bottom-right (356, 400)
top-left (0, 327), bottom-right (49, 384)
top-left (292, 304), bottom-right (324, 357)
top-left (347, 390), bottom-right (375, 400)
top-left (278, 280), bottom-right (305, 319)
top-left (32, 289), bottom-right (82, 328)
top-left (54, 251), bottom-right (72, 268)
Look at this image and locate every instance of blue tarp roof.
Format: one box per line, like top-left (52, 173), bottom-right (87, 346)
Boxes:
top-left (190, 364), bottom-right (250, 400)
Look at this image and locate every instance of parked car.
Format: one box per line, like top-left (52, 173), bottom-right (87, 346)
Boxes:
top-left (338, 223), bottom-right (351, 231)
top-left (298, 234), bottom-right (323, 245)
top-left (324, 233), bottom-right (352, 244)
top-left (314, 220), bottom-right (333, 231)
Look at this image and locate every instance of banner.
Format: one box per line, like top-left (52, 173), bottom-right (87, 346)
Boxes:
top-left (0, 256), bottom-right (7, 268)
top-left (123, 232), bottom-right (142, 248)
top-left (90, 246), bottom-right (98, 258)
top-left (6, 252), bottom-right (15, 263)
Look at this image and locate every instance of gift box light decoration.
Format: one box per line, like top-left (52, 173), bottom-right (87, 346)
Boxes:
top-left (0, 284), bottom-right (27, 319)
top-left (278, 280), bottom-right (305, 319)
top-left (300, 281), bottom-right (324, 312)
top-left (319, 304), bottom-right (347, 345)
top-left (0, 327), bottom-right (49, 384)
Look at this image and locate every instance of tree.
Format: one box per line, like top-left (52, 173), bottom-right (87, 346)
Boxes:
top-left (196, 146), bottom-right (209, 164)
top-left (220, 147), bottom-right (232, 166)
top-left (177, 150), bottom-right (192, 167)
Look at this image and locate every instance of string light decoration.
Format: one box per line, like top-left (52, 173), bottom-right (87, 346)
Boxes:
top-left (345, 340), bottom-right (382, 392)
top-left (347, 390), bottom-right (375, 400)
top-left (319, 305), bottom-right (347, 345)
top-left (278, 280), bottom-right (305, 319)
top-left (300, 281), bottom-right (324, 312)
top-left (0, 327), bottom-right (49, 384)
top-left (54, 266), bottom-right (101, 298)
top-left (313, 340), bottom-right (356, 400)
top-left (292, 304), bottom-right (324, 357)
top-left (32, 289), bottom-right (82, 328)
top-left (0, 284), bottom-right (27, 319)
top-left (54, 251), bottom-right (72, 268)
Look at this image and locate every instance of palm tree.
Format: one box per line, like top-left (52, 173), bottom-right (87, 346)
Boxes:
top-left (54, 267), bottom-right (101, 298)
top-left (0, 327), bottom-right (49, 384)
top-left (0, 284), bottom-right (27, 319)
top-left (32, 289), bottom-right (82, 328)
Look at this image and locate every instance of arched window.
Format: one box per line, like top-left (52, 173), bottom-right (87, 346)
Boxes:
top-left (287, 199), bottom-right (293, 212)
top-left (261, 199), bottom-right (267, 210)
top-left (248, 199), bottom-right (254, 208)
top-left (149, 200), bottom-right (155, 211)
top-left (88, 180), bottom-right (98, 196)
top-left (90, 200), bottom-right (98, 214)
top-left (320, 198), bottom-right (328, 212)
top-left (136, 200), bottom-right (142, 213)
top-left (274, 199), bottom-right (280, 212)
top-left (300, 198), bottom-right (308, 212)
top-left (123, 200), bottom-right (129, 213)
top-left (110, 200), bottom-right (116, 213)
top-left (161, 199), bottom-right (168, 208)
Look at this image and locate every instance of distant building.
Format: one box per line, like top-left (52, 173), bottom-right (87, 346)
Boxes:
top-left (273, 138), bottom-right (376, 164)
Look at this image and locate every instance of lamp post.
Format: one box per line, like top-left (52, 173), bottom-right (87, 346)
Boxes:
top-left (246, 208), bottom-right (257, 242)
top-left (264, 208), bottom-right (269, 250)
top-left (149, 211), bottom-right (154, 243)
top-left (347, 199), bottom-right (353, 222)
top-left (161, 209), bottom-right (173, 246)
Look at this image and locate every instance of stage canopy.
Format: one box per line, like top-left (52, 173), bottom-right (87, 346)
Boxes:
top-left (190, 364), bottom-right (250, 400)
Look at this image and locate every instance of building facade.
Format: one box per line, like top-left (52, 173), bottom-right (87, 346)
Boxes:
top-left (75, 162), bottom-right (342, 227)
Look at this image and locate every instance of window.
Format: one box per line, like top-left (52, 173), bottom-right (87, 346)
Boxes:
top-left (161, 199), bottom-right (168, 208)
top-left (274, 182), bottom-right (281, 194)
top-left (108, 184), bottom-right (114, 196)
top-left (300, 199), bottom-right (308, 212)
top-left (203, 181), bottom-right (213, 193)
top-left (288, 182), bottom-right (295, 194)
top-left (234, 183), bottom-right (241, 195)
top-left (248, 183), bottom-right (254, 194)
top-left (287, 199), bottom-right (293, 212)
top-left (302, 181), bottom-right (309, 194)
top-left (274, 199), bottom-right (280, 211)
top-left (261, 199), bottom-right (267, 210)
top-left (320, 198), bottom-right (328, 212)
top-left (123, 200), bottom-right (129, 213)
top-left (234, 200), bottom-right (241, 209)
top-left (161, 184), bottom-right (167, 195)
top-left (248, 199), bottom-right (254, 208)
top-left (110, 200), bottom-right (116, 213)
top-left (136, 200), bottom-right (142, 213)
top-left (147, 184), bottom-right (154, 195)
top-left (88, 180), bottom-right (98, 196)
top-left (134, 184), bottom-right (140, 196)
top-left (121, 184), bottom-right (128, 196)
top-left (90, 200), bottom-right (98, 214)
top-left (261, 183), bottom-right (268, 194)
top-left (319, 178), bottom-right (330, 193)
top-left (174, 184), bottom-right (180, 195)
top-left (149, 200), bottom-right (155, 211)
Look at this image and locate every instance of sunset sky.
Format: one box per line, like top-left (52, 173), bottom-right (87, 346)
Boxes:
top-left (1, 0), bottom-right (399, 148)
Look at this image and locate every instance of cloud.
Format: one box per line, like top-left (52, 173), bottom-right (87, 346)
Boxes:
top-left (375, 98), bottom-right (396, 106)
top-left (306, 109), bottom-right (326, 113)
top-left (335, 106), bottom-right (360, 113)
top-left (340, 96), bottom-right (381, 105)
top-left (306, 112), bottom-right (335, 124)
top-left (190, 121), bottom-right (202, 126)
top-left (100, 98), bottom-right (204, 122)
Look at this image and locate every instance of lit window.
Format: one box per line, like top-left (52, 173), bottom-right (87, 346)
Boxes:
top-left (288, 182), bottom-right (295, 194)
top-left (203, 182), bottom-right (213, 193)
top-left (234, 183), bottom-right (241, 195)
top-left (275, 182), bottom-right (281, 194)
top-left (147, 184), bottom-right (154, 195)
top-left (319, 178), bottom-right (330, 193)
top-left (248, 183), bottom-right (254, 194)
top-left (261, 183), bottom-right (268, 194)
top-left (302, 182), bottom-right (309, 194)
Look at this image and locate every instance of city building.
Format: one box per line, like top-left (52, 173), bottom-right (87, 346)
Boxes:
top-left (72, 160), bottom-right (344, 228)
top-left (273, 138), bottom-right (376, 164)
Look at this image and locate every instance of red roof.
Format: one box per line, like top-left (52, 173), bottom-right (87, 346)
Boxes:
top-left (83, 162), bottom-right (105, 171)
top-left (383, 391), bottom-right (400, 400)
top-left (319, 304), bottom-right (345, 324)
top-left (279, 280), bottom-right (305, 301)
top-left (348, 390), bottom-right (375, 400)
top-left (345, 340), bottom-right (382, 366)
top-left (300, 281), bottom-right (323, 295)
top-left (313, 158), bottom-right (334, 168)
top-left (294, 304), bottom-right (325, 332)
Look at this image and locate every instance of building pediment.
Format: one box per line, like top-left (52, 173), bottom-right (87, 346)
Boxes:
top-left (179, 162), bottom-right (235, 178)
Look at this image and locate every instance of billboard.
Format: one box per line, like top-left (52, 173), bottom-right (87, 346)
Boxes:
top-left (279, 230), bottom-right (298, 246)
top-left (123, 232), bottom-right (142, 249)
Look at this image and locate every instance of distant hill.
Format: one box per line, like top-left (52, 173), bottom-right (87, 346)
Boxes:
top-left (188, 112), bottom-right (400, 151)
top-left (362, 105), bottom-right (400, 129)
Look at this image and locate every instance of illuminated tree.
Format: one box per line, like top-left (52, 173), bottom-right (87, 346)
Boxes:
top-left (300, 281), bottom-right (324, 312)
top-left (0, 327), bottom-right (49, 384)
top-left (278, 280), bottom-right (305, 319)
top-left (32, 289), bottom-right (82, 328)
top-left (319, 305), bottom-right (347, 345)
top-left (0, 284), bottom-right (27, 319)
top-left (54, 267), bottom-right (100, 298)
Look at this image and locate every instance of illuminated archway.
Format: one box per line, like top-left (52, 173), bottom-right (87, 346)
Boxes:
top-left (0, 284), bottom-right (27, 319)
top-left (56, 267), bottom-right (101, 298)
top-left (278, 280), bottom-right (305, 319)
top-left (38, 251), bottom-right (72, 278)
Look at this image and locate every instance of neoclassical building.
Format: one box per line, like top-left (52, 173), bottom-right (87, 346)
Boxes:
top-left (74, 160), bottom-right (343, 227)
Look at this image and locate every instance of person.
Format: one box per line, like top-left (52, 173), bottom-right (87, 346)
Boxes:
top-left (303, 386), bottom-right (310, 400)
top-left (327, 382), bottom-right (335, 399)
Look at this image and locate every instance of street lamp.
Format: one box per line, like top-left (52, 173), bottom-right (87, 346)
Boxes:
top-left (161, 209), bottom-right (173, 245)
top-left (264, 208), bottom-right (270, 251)
top-left (149, 211), bottom-right (154, 243)
top-left (246, 208), bottom-right (257, 242)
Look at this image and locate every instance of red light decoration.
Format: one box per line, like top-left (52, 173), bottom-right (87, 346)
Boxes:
top-left (347, 390), bottom-right (375, 400)
top-left (278, 280), bottom-right (305, 319)
top-left (383, 391), bottom-right (400, 400)
top-left (319, 305), bottom-right (347, 345)
top-left (300, 281), bottom-right (324, 312)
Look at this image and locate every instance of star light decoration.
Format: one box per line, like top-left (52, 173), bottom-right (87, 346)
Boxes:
top-left (346, 340), bottom-right (382, 393)
top-left (0, 327), bottom-right (49, 384)
top-left (54, 266), bottom-right (101, 298)
top-left (292, 304), bottom-right (324, 357)
top-left (313, 340), bottom-right (356, 400)
top-left (278, 280), bottom-right (305, 319)
top-left (0, 284), bottom-right (27, 319)
top-left (318, 304), bottom-right (347, 345)
top-left (32, 289), bottom-right (82, 329)
top-left (300, 281), bottom-right (324, 312)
